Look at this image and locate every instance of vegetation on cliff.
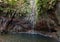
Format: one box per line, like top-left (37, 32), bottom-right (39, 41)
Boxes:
top-left (35, 0), bottom-right (59, 32)
top-left (36, 0), bottom-right (57, 17)
top-left (0, 0), bottom-right (31, 18)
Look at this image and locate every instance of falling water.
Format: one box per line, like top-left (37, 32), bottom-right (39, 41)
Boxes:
top-left (30, 0), bottom-right (35, 28)
top-left (26, 0), bottom-right (36, 34)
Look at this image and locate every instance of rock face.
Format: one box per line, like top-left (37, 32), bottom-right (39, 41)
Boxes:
top-left (56, 2), bottom-right (60, 25)
top-left (35, 18), bottom-right (57, 32)
top-left (47, 9), bottom-right (60, 26)
top-left (35, 19), bottom-right (48, 31)
top-left (0, 17), bottom-right (32, 33)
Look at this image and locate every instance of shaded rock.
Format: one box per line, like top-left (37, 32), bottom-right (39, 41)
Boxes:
top-left (35, 19), bottom-right (48, 31)
top-left (35, 18), bottom-right (57, 32)
top-left (0, 16), bottom-right (32, 33)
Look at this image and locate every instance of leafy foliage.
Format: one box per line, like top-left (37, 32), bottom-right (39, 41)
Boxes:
top-left (0, 0), bottom-right (31, 18)
top-left (2, 0), bottom-right (18, 6)
top-left (36, 0), bottom-right (57, 17)
top-left (15, 0), bottom-right (31, 18)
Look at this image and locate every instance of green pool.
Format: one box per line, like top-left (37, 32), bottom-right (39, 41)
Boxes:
top-left (0, 33), bottom-right (59, 42)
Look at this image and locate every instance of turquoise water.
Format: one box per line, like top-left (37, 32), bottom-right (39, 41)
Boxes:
top-left (0, 33), bottom-right (59, 42)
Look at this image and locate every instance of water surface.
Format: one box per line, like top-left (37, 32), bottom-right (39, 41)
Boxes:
top-left (0, 33), bottom-right (59, 42)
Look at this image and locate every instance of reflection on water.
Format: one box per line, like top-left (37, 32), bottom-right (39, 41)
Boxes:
top-left (0, 33), bottom-right (59, 42)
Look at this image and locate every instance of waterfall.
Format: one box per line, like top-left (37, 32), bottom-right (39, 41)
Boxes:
top-left (29, 0), bottom-right (35, 28)
top-left (25, 0), bottom-right (35, 27)
top-left (25, 0), bottom-right (36, 34)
